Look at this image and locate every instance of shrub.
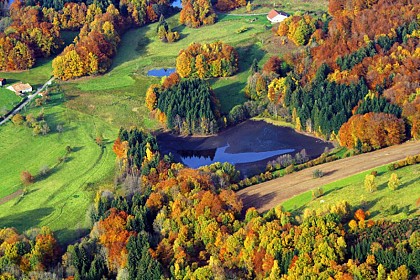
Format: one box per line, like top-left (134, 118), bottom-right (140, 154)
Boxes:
top-left (364, 174), bottom-right (377, 192)
top-left (21, 171), bottom-right (34, 185)
top-left (12, 114), bottom-right (24, 125)
top-left (285, 164), bottom-right (295, 174)
top-left (388, 173), bottom-right (400, 190)
top-left (370, 170), bottom-right (377, 176)
top-left (311, 187), bottom-right (324, 199)
top-left (313, 169), bottom-right (324, 178)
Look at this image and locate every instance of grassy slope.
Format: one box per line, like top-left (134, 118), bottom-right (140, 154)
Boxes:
top-left (282, 164), bottom-right (420, 220)
top-left (63, 13), bottom-right (271, 128)
top-left (0, 92), bottom-right (116, 243)
top-left (0, 88), bottom-right (22, 113)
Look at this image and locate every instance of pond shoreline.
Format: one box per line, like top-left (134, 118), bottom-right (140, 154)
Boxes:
top-left (156, 119), bottom-right (334, 178)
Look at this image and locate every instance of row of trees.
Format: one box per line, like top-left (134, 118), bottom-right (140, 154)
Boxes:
top-left (176, 41), bottom-right (239, 78)
top-left (146, 74), bottom-right (221, 134)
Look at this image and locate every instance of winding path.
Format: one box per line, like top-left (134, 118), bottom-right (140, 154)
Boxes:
top-left (0, 77), bottom-right (55, 126)
top-left (237, 141), bottom-right (420, 213)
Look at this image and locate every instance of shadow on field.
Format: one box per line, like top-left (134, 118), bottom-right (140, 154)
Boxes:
top-left (55, 227), bottom-right (90, 247)
top-left (110, 25), bottom-right (152, 70)
top-left (240, 191), bottom-right (277, 216)
top-left (0, 207), bottom-right (54, 232)
top-left (236, 44), bottom-right (265, 73)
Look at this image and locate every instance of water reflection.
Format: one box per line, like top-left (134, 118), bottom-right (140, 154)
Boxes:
top-left (180, 144), bottom-right (295, 168)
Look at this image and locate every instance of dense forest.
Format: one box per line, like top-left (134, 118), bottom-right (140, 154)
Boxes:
top-left (146, 74), bottom-right (221, 134)
top-left (0, 0), bottom-right (173, 74)
top-left (0, 130), bottom-right (418, 279)
top-left (250, 0), bottom-right (419, 149)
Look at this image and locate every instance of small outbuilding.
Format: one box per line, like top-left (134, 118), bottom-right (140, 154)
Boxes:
top-left (267, 9), bottom-right (289, 24)
top-left (7, 82), bottom-right (33, 95)
top-left (0, 78), bottom-right (5, 87)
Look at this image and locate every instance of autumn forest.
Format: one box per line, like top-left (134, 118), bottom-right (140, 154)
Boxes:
top-left (0, 0), bottom-right (419, 279)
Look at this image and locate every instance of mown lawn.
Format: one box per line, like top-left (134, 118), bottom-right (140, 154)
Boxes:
top-left (282, 163), bottom-right (420, 220)
top-left (0, 88), bottom-right (21, 115)
top-left (0, 89), bottom-right (117, 243)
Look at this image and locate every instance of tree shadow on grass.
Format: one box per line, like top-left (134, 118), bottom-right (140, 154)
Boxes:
top-left (110, 25), bottom-right (152, 71)
top-left (55, 227), bottom-right (90, 247)
top-left (0, 207), bottom-right (54, 232)
top-left (239, 191), bottom-right (277, 217)
top-left (235, 44), bottom-right (266, 74)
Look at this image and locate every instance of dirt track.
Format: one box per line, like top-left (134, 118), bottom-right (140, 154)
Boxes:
top-left (237, 141), bottom-right (420, 213)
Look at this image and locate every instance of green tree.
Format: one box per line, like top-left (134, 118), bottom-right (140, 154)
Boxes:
top-left (364, 174), bottom-right (377, 192)
top-left (388, 173), bottom-right (400, 190)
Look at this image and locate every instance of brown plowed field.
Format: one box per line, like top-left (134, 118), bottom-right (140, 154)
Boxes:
top-left (237, 141), bottom-right (420, 213)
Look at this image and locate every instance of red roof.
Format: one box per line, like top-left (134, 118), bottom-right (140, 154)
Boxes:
top-left (267, 10), bottom-right (280, 20)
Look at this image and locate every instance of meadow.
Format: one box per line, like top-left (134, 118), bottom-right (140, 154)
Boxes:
top-left (62, 13), bottom-right (274, 128)
top-left (0, 89), bottom-right (117, 243)
top-left (282, 163), bottom-right (420, 220)
top-left (0, 88), bottom-right (21, 114)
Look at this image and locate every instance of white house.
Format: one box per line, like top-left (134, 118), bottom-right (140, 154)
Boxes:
top-left (267, 10), bottom-right (289, 24)
top-left (7, 82), bottom-right (33, 95)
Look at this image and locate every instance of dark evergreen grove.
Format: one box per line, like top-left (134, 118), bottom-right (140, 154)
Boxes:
top-left (156, 78), bottom-right (220, 135)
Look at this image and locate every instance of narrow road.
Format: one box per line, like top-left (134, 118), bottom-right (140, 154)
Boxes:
top-left (237, 141), bottom-right (420, 213)
top-left (0, 77), bottom-right (55, 126)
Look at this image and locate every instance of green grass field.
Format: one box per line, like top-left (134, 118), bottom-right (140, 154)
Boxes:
top-left (282, 164), bottom-right (420, 220)
top-left (62, 13), bottom-right (272, 127)
top-left (0, 88), bottom-right (22, 115)
top-left (0, 89), bottom-right (117, 243)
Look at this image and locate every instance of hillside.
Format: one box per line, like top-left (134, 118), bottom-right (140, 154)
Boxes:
top-left (0, 0), bottom-right (418, 279)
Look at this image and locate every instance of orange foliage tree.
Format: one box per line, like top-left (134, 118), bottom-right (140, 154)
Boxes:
top-left (97, 208), bottom-right (135, 272)
top-left (338, 112), bottom-right (405, 151)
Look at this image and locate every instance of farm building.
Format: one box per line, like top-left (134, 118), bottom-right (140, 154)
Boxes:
top-left (0, 78), bottom-right (5, 86)
top-left (7, 82), bottom-right (32, 95)
top-left (267, 9), bottom-right (288, 24)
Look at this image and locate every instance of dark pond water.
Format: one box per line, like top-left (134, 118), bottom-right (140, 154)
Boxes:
top-left (147, 68), bottom-right (176, 77)
top-left (157, 120), bottom-right (334, 178)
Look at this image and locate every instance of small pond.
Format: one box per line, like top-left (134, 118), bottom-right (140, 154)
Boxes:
top-left (147, 68), bottom-right (176, 77)
top-left (157, 120), bottom-right (334, 178)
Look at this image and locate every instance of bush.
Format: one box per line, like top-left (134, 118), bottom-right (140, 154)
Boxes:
top-left (385, 204), bottom-right (399, 215)
top-left (364, 174), bottom-right (377, 192)
top-left (313, 169), bottom-right (324, 178)
top-left (21, 171), bottom-right (34, 185)
top-left (285, 164), bottom-right (295, 174)
top-left (312, 187), bottom-right (324, 199)
top-left (388, 173), bottom-right (400, 190)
